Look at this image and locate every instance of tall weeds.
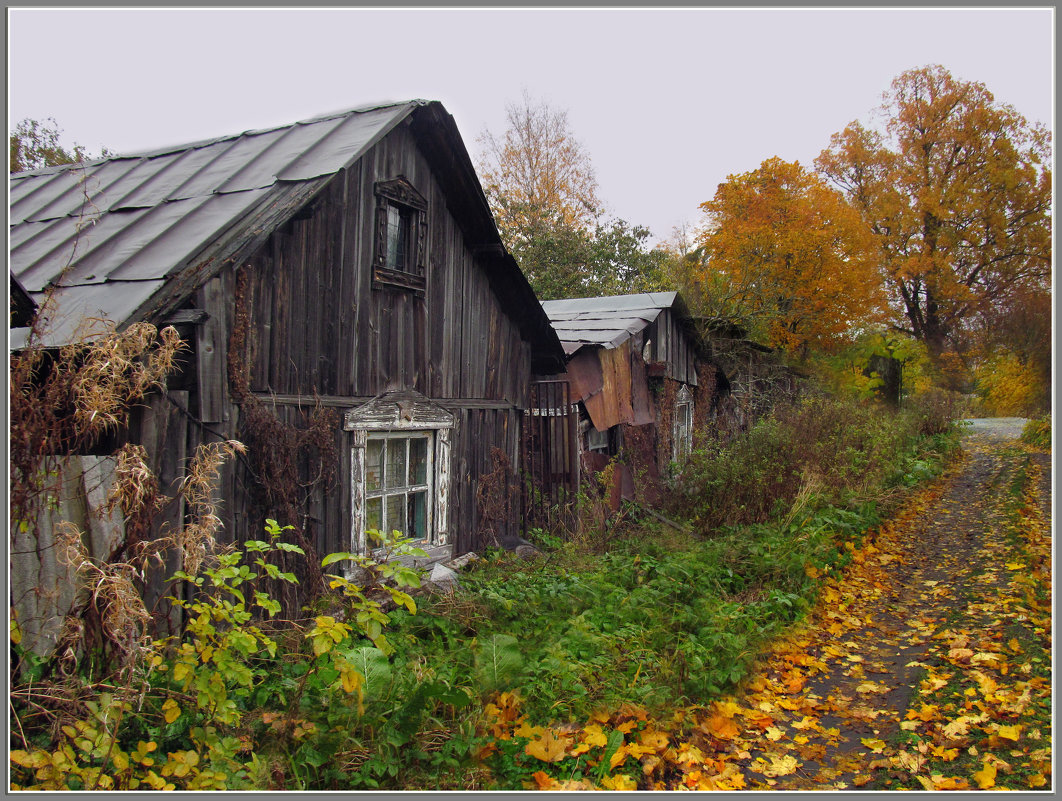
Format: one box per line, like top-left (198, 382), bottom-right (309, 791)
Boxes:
top-left (667, 392), bottom-right (960, 532)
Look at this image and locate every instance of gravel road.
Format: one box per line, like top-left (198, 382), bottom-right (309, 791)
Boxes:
top-left (961, 417), bottom-right (1029, 440)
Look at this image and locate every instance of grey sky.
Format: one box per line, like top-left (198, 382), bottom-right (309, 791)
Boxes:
top-left (7, 7), bottom-right (1054, 244)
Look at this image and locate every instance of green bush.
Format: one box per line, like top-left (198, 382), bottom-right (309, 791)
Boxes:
top-left (1021, 414), bottom-right (1051, 450)
top-left (666, 394), bottom-right (932, 532)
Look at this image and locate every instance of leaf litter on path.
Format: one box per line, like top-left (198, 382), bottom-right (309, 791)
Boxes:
top-left (491, 426), bottom-right (1051, 791)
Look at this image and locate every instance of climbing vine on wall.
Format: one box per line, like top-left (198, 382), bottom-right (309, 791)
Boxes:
top-left (227, 264), bottom-right (339, 599)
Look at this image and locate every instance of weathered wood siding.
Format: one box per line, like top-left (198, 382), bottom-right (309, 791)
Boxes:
top-left (644, 308), bottom-right (698, 387)
top-left (226, 122), bottom-right (531, 556)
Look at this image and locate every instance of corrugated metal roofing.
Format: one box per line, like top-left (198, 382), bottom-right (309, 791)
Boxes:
top-left (10, 102), bottom-right (421, 346)
top-left (541, 292), bottom-right (680, 354)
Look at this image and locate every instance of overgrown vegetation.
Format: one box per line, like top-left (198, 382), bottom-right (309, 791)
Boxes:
top-left (11, 380), bottom-right (965, 790)
top-left (1021, 413), bottom-right (1051, 451)
top-left (667, 390), bottom-right (962, 532)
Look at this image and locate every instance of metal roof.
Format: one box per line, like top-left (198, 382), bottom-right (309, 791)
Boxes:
top-left (10, 102), bottom-right (421, 347)
top-left (540, 292), bottom-right (682, 354)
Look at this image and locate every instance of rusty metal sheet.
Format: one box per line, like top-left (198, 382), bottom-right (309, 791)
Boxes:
top-left (566, 341), bottom-right (632, 431)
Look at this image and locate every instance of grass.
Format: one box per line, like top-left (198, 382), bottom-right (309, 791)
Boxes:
top-left (10, 393), bottom-right (967, 791)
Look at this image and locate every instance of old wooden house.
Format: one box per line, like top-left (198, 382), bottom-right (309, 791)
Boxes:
top-left (10, 100), bottom-right (565, 639)
top-left (536, 292), bottom-right (731, 508)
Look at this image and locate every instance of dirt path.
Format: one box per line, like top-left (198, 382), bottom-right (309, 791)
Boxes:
top-left (700, 419), bottom-right (1052, 791)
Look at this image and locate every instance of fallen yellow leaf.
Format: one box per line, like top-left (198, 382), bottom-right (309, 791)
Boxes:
top-left (701, 714), bottom-right (741, 741)
top-left (856, 681), bottom-right (888, 694)
top-left (599, 774), bottom-right (637, 790)
top-left (525, 729), bottom-right (569, 763)
top-left (894, 750), bottom-right (925, 773)
top-left (514, 720), bottom-right (544, 739)
top-left (581, 723), bottom-right (609, 748)
top-left (996, 724), bottom-right (1022, 741)
top-left (861, 737), bottom-right (887, 753)
top-left (931, 745), bottom-right (959, 761)
top-left (753, 754), bottom-right (799, 778)
top-left (638, 728), bottom-right (670, 752)
top-left (674, 742), bottom-right (706, 764)
top-left (530, 770), bottom-right (556, 790)
top-left (712, 699), bottom-right (742, 718)
top-left (765, 726), bottom-right (785, 742)
top-left (972, 760), bottom-right (997, 790)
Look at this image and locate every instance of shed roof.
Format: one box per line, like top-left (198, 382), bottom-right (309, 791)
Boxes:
top-left (11, 102), bottom-right (419, 347)
top-left (541, 291), bottom-right (691, 355)
top-left (10, 101), bottom-right (563, 368)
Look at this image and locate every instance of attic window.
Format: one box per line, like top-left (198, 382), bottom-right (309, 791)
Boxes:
top-left (373, 177), bottom-right (428, 293)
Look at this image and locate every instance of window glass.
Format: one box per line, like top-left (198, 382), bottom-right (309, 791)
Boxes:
top-left (385, 203), bottom-right (412, 272)
top-left (409, 437), bottom-right (428, 484)
top-left (384, 496), bottom-right (405, 538)
top-left (587, 426), bottom-right (609, 453)
top-left (674, 395), bottom-right (693, 462)
top-left (408, 492), bottom-right (427, 540)
top-left (385, 439), bottom-right (406, 488)
top-left (366, 496), bottom-right (382, 532)
top-left (366, 440), bottom-right (383, 490)
top-left (363, 433), bottom-right (433, 548)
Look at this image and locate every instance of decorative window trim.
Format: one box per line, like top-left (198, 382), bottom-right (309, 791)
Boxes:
top-left (372, 177), bottom-right (428, 294)
top-left (345, 391), bottom-right (453, 557)
top-left (672, 384), bottom-right (694, 463)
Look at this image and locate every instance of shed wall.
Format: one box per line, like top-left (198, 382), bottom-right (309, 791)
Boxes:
top-left (221, 123), bottom-right (530, 557)
top-left (644, 308), bottom-right (698, 386)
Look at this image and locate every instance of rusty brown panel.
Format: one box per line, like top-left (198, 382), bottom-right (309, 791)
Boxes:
top-left (581, 450), bottom-right (611, 476)
top-left (583, 341), bottom-right (634, 431)
top-left (564, 347), bottom-right (603, 405)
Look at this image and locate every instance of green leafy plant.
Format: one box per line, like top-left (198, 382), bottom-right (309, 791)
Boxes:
top-left (1021, 413), bottom-right (1051, 450)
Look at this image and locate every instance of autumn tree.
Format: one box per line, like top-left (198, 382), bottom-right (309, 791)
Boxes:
top-left (815, 65), bottom-right (1052, 360)
top-left (477, 91), bottom-right (601, 244)
top-left (10, 117), bottom-right (107, 173)
top-left (477, 93), bottom-right (667, 300)
top-left (693, 157), bottom-right (886, 359)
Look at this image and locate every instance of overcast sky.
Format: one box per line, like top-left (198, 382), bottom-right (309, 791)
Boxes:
top-left (7, 7), bottom-right (1055, 244)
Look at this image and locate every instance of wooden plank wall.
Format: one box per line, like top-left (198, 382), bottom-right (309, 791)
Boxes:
top-left (645, 308), bottom-right (699, 387)
top-left (229, 122), bottom-right (531, 557)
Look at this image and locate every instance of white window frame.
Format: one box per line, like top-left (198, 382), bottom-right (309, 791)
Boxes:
top-left (673, 384), bottom-right (694, 463)
top-left (345, 392), bottom-right (453, 557)
top-left (362, 431), bottom-right (434, 549)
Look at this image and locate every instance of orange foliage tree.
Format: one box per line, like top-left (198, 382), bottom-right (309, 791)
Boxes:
top-left (816, 65), bottom-right (1052, 361)
top-left (695, 157), bottom-right (887, 359)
